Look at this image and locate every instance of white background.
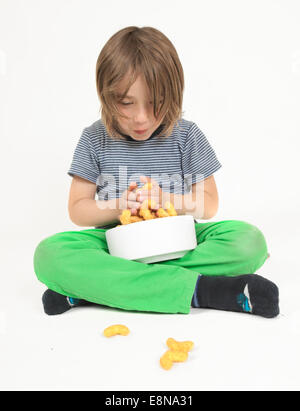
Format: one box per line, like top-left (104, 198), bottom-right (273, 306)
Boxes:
top-left (0, 0), bottom-right (300, 391)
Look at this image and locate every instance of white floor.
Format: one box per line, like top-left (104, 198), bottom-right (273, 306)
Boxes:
top-left (1, 228), bottom-right (300, 391)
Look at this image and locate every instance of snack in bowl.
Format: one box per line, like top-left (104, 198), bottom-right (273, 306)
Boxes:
top-left (106, 182), bottom-right (197, 264)
top-left (118, 183), bottom-right (178, 225)
top-left (105, 214), bottom-right (197, 264)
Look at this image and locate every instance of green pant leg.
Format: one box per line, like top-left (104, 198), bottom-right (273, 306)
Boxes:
top-left (33, 229), bottom-right (199, 314)
top-left (160, 219), bottom-right (269, 276)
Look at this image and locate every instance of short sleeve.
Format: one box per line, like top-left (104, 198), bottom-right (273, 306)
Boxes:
top-left (182, 122), bottom-right (222, 191)
top-left (67, 128), bottom-right (100, 184)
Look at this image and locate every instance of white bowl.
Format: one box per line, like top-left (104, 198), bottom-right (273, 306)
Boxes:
top-left (105, 215), bottom-right (197, 264)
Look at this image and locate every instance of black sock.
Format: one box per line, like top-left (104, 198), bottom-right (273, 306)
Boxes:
top-left (191, 274), bottom-right (279, 318)
top-left (42, 289), bottom-right (89, 316)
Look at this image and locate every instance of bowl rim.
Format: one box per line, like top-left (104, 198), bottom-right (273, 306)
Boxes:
top-left (106, 214), bottom-right (195, 233)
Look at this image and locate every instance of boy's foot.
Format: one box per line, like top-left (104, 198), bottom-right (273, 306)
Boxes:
top-left (191, 274), bottom-right (279, 318)
top-left (42, 289), bottom-right (89, 315)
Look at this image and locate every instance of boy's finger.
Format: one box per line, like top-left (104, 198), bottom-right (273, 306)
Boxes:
top-left (128, 191), bottom-right (137, 201)
top-left (126, 182), bottom-right (138, 199)
top-left (139, 175), bottom-right (149, 183)
top-left (140, 175), bottom-right (155, 186)
top-left (128, 201), bottom-right (141, 209)
top-left (128, 181), bottom-right (138, 191)
top-left (151, 203), bottom-right (160, 210)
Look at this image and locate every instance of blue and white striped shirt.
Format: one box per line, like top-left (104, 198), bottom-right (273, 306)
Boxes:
top-left (68, 118), bottom-right (222, 229)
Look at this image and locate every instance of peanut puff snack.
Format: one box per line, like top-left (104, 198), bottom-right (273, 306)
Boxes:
top-left (119, 182), bottom-right (177, 225)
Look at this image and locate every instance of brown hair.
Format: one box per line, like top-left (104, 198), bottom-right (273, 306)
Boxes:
top-left (95, 26), bottom-right (185, 140)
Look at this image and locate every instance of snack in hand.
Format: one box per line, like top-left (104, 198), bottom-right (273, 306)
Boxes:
top-left (119, 183), bottom-right (178, 224)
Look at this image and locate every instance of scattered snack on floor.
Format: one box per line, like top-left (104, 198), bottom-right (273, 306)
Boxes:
top-left (119, 183), bottom-right (178, 224)
top-left (103, 324), bottom-right (130, 337)
top-left (166, 337), bottom-right (194, 353)
top-left (160, 350), bottom-right (189, 370)
top-left (102, 326), bottom-right (194, 370)
top-left (160, 338), bottom-right (194, 370)
top-left (160, 351), bottom-right (173, 370)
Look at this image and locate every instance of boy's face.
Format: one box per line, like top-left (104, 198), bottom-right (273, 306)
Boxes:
top-left (115, 74), bottom-right (164, 141)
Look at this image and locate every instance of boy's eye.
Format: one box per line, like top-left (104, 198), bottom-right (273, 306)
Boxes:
top-left (121, 100), bottom-right (164, 106)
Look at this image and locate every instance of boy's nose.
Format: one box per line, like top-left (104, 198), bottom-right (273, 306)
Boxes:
top-left (133, 106), bottom-right (151, 122)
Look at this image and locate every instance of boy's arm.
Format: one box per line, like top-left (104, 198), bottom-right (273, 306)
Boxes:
top-left (163, 175), bottom-right (219, 220)
top-left (69, 198), bottom-right (121, 227)
top-left (68, 174), bottom-right (219, 227)
top-left (68, 176), bottom-right (121, 227)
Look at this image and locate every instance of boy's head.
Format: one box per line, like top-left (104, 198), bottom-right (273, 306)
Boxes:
top-left (96, 26), bottom-right (184, 141)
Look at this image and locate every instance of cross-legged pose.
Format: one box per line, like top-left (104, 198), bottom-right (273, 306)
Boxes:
top-left (33, 26), bottom-right (279, 319)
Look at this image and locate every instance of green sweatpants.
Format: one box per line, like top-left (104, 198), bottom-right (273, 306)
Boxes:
top-left (33, 219), bottom-right (269, 314)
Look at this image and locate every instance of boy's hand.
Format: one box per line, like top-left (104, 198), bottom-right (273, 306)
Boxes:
top-left (119, 177), bottom-right (165, 216)
top-left (119, 181), bottom-right (141, 215)
top-left (136, 176), bottom-right (163, 210)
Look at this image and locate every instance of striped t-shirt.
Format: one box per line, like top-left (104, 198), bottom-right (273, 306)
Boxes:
top-left (67, 118), bottom-right (222, 229)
